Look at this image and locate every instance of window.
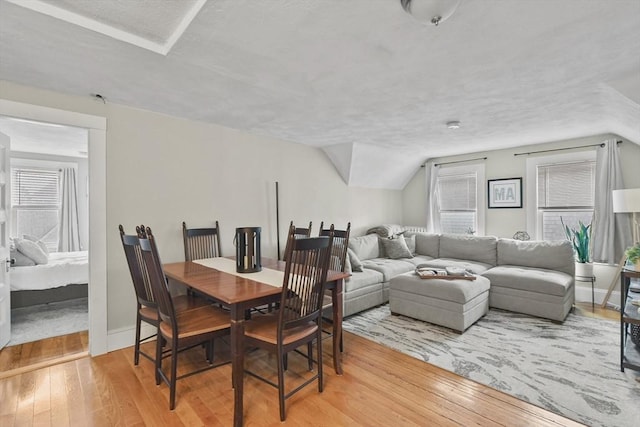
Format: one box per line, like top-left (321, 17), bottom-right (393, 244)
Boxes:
top-left (526, 151), bottom-right (596, 241)
top-left (11, 167), bottom-right (60, 251)
top-left (436, 164), bottom-right (485, 235)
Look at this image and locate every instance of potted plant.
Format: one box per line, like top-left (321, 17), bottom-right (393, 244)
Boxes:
top-left (626, 243), bottom-right (640, 271)
top-left (561, 218), bottom-right (593, 276)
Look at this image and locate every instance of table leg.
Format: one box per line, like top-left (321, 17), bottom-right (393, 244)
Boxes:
top-left (231, 307), bottom-right (245, 427)
top-left (331, 278), bottom-right (344, 375)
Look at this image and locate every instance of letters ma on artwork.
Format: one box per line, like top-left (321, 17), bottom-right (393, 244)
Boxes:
top-left (488, 178), bottom-right (522, 208)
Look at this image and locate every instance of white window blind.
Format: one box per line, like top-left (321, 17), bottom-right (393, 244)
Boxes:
top-left (11, 168), bottom-right (60, 206)
top-left (536, 160), bottom-right (595, 241)
top-left (537, 161), bottom-right (595, 209)
top-left (437, 172), bottom-right (477, 234)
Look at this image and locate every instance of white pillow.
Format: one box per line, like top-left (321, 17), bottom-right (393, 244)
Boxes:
top-left (23, 234), bottom-right (50, 256)
top-left (10, 248), bottom-right (36, 267)
top-left (15, 238), bottom-right (49, 265)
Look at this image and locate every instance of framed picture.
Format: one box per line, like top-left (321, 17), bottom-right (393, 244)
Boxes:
top-left (488, 178), bottom-right (522, 208)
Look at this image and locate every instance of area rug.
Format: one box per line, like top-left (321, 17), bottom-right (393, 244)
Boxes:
top-left (8, 297), bottom-right (88, 346)
top-left (344, 305), bottom-right (640, 427)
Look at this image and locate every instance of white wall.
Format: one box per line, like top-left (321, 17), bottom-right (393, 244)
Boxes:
top-left (402, 134), bottom-right (640, 299)
top-left (1, 81), bottom-right (403, 333)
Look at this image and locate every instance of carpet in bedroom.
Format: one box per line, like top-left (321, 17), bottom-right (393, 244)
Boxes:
top-left (344, 304), bottom-right (640, 427)
top-left (8, 297), bottom-right (88, 346)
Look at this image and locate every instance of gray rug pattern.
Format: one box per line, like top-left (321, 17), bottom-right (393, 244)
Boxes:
top-left (9, 297), bottom-right (88, 346)
top-left (344, 305), bottom-right (640, 427)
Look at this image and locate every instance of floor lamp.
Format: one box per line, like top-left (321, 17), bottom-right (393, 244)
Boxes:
top-left (601, 188), bottom-right (640, 308)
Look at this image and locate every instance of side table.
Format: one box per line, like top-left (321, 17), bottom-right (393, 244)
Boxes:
top-left (620, 269), bottom-right (640, 372)
top-left (575, 275), bottom-right (596, 310)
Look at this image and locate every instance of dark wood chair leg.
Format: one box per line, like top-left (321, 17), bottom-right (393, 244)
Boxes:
top-left (134, 314), bottom-right (142, 365)
top-left (170, 341), bottom-right (178, 410)
top-left (155, 331), bottom-right (162, 386)
top-left (307, 342), bottom-right (313, 370)
top-left (317, 331), bottom-right (324, 392)
top-left (277, 348), bottom-right (286, 421)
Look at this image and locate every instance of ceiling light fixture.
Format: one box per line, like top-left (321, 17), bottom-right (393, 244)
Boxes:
top-left (446, 121), bottom-right (461, 129)
top-left (400, 0), bottom-right (462, 26)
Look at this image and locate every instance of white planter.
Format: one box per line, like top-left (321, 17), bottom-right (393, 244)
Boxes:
top-left (575, 262), bottom-right (594, 277)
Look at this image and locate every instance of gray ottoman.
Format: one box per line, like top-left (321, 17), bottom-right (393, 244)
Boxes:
top-left (389, 272), bottom-right (490, 332)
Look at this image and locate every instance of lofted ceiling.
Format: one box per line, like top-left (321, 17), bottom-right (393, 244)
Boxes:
top-left (0, 0), bottom-right (638, 189)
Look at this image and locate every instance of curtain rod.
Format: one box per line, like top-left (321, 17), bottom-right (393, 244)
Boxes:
top-left (513, 140), bottom-right (622, 157)
top-left (421, 156), bottom-right (487, 168)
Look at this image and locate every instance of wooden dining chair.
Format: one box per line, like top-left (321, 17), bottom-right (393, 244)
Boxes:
top-left (319, 222), bottom-right (351, 352)
top-left (243, 224), bottom-right (334, 421)
top-left (138, 226), bottom-right (232, 410)
top-left (182, 221), bottom-right (222, 261)
top-left (119, 225), bottom-right (210, 367)
top-left (282, 220), bottom-right (312, 261)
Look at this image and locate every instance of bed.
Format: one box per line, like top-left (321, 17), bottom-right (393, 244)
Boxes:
top-left (10, 250), bottom-right (89, 308)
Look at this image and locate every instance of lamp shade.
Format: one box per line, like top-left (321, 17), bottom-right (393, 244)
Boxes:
top-left (612, 188), bottom-right (640, 213)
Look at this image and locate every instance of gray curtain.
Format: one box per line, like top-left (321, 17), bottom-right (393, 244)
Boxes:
top-left (58, 168), bottom-right (81, 252)
top-left (592, 140), bottom-right (632, 263)
top-left (425, 161), bottom-right (441, 233)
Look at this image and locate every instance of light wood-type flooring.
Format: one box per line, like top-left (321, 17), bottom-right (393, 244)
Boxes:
top-left (0, 303), bottom-right (617, 426)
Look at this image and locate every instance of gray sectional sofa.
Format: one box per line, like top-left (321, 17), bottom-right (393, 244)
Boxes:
top-left (337, 225), bottom-right (575, 323)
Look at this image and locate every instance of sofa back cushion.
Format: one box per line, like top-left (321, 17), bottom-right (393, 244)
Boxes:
top-left (348, 234), bottom-right (379, 261)
top-left (439, 234), bottom-right (497, 266)
top-left (411, 232), bottom-right (440, 258)
top-left (497, 238), bottom-right (575, 276)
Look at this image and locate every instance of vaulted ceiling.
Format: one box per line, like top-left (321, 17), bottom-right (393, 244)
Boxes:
top-left (1, 0), bottom-right (638, 189)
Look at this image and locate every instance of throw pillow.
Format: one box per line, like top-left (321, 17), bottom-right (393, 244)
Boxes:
top-left (344, 251), bottom-right (352, 275)
top-left (15, 238), bottom-right (49, 265)
top-left (405, 234), bottom-right (416, 255)
top-left (10, 248), bottom-right (36, 267)
top-left (348, 248), bottom-right (363, 272)
top-left (23, 234), bottom-right (50, 256)
top-left (381, 234), bottom-right (413, 259)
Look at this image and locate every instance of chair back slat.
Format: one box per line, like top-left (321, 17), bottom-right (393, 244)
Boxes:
top-left (119, 225), bottom-right (155, 306)
top-left (139, 227), bottom-right (178, 335)
top-left (183, 221), bottom-right (222, 261)
top-left (319, 222), bottom-right (351, 273)
top-left (283, 220), bottom-right (312, 261)
top-left (279, 224), bottom-right (333, 335)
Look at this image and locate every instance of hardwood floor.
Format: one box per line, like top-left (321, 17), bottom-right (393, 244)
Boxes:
top-left (0, 305), bottom-right (617, 426)
top-left (0, 331), bottom-right (88, 377)
top-left (1, 331), bottom-right (585, 426)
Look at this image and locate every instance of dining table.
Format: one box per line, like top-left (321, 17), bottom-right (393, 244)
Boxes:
top-left (162, 256), bottom-right (349, 427)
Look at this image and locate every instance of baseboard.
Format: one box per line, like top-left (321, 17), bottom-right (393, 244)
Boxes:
top-left (107, 323), bottom-right (156, 353)
top-left (574, 285), bottom-right (620, 307)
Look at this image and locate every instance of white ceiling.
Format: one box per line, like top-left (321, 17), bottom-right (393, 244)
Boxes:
top-left (0, 116), bottom-right (88, 158)
top-left (0, 0), bottom-right (638, 189)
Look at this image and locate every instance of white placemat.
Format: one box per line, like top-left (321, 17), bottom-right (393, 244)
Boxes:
top-left (193, 257), bottom-right (284, 288)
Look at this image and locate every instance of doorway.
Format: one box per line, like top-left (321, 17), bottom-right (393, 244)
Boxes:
top-left (1, 116), bottom-right (89, 351)
top-left (0, 99), bottom-right (107, 359)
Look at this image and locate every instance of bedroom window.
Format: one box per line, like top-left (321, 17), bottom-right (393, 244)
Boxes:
top-left (526, 151), bottom-right (596, 241)
top-left (11, 167), bottom-right (60, 251)
top-left (436, 164), bottom-right (485, 235)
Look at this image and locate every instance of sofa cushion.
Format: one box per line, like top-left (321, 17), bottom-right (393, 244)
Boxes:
top-left (380, 235), bottom-right (413, 259)
top-left (415, 258), bottom-right (493, 274)
top-left (405, 254), bottom-right (435, 267)
top-left (497, 239), bottom-right (574, 276)
top-left (362, 258), bottom-right (415, 281)
top-left (349, 234), bottom-right (379, 261)
top-left (482, 265), bottom-right (574, 297)
top-left (412, 232), bottom-right (440, 258)
top-left (345, 269), bottom-right (384, 293)
top-left (347, 248), bottom-right (363, 272)
top-left (439, 234), bottom-right (497, 266)
top-left (405, 234), bottom-right (416, 255)
top-left (366, 224), bottom-right (405, 238)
